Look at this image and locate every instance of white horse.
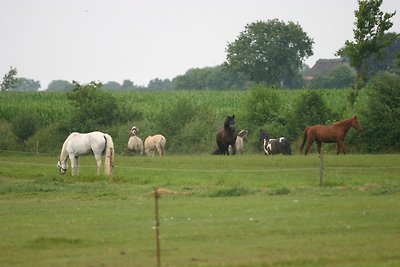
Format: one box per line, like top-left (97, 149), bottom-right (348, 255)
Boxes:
top-left (144, 134), bottom-right (166, 156)
top-left (229, 129), bottom-right (249, 155)
top-left (57, 131), bottom-right (114, 176)
top-left (128, 126), bottom-right (143, 156)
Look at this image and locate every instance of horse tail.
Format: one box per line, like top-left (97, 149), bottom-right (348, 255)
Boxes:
top-left (299, 127), bottom-right (309, 154)
top-left (157, 136), bottom-right (166, 156)
top-left (103, 133), bottom-right (114, 176)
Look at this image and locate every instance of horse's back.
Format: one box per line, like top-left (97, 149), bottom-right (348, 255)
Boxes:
top-left (65, 131), bottom-right (107, 154)
top-left (128, 135), bottom-right (143, 151)
top-left (153, 134), bottom-right (166, 146)
top-left (308, 125), bottom-right (340, 142)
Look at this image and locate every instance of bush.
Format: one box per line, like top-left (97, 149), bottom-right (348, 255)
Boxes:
top-left (0, 119), bottom-right (22, 151)
top-left (153, 97), bottom-right (216, 153)
top-left (286, 90), bottom-right (337, 140)
top-left (11, 111), bottom-right (41, 141)
top-left (25, 123), bottom-right (67, 154)
top-left (244, 85), bottom-right (281, 127)
top-left (357, 72), bottom-right (400, 152)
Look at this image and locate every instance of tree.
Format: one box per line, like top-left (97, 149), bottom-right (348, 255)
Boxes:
top-left (12, 78), bottom-right (41, 91)
top-left (148, 78), bottom-right (172, 91)
top-left (121, 79), bottom-right (135, 90)
top-left (171, 65), bottom-right (250, 90)
top-left (1, 67), bottom-right (19, 92)
top-left (225, 19), bottom-right (313, 85)
top-left (336, 0), bottom-right (396, 108)
top-left (102, 81), bottom-right (121, 90)
top-left (46, 80), bottom-right (74, 91)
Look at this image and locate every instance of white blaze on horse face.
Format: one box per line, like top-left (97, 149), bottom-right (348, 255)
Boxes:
top-left (131, 126), bottom-right (138, 135)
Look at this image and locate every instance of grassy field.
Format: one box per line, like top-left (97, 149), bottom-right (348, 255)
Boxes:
top-left (0, 152), bottom-right (399, 266)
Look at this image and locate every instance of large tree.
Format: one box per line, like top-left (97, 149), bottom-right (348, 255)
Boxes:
top-left (336, 0), bottom-right (396, 108)
top-left (225, 19), bottom-right (313, 86)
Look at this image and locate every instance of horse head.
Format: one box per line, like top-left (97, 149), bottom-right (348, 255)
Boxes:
top-left (259, 129), bottom-right (270, 142)
top-left (238, 130), bottom-right (249, 141)
top-left (131, 126), bottom-right (139, 136)
top-left (224, 115), bottom-right (235, 132)
top-left (57, 160), bottom-right (67, 175)
top-left (351, 116), bottom-right (362, 131)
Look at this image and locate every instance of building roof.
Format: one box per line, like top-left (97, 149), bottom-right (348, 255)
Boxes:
top-left (304, 58), bottom-right (349, 80)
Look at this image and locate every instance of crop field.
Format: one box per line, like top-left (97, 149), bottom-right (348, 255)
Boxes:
top-left (0, 89), bottom-right (364, 124)
top-left (0, 152), bottom-right (399, 267)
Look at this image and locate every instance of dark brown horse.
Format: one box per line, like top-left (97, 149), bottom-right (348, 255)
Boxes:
top-left (212, 115), bottom-right (237, 155)
top-left (300, 116), bottom-right (362, 155)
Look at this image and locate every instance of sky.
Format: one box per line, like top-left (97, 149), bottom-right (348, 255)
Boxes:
top-left (1, 0), bottom-right (399, 89)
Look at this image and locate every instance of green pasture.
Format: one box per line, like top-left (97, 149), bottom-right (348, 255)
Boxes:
top-left (0, 153), bottom-right (399, 266)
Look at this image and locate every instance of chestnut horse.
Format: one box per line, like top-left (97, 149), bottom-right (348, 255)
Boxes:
top-left (300, 116), bottom-right (362, 155)
top-left (212, 115), bottom-right (236, 155)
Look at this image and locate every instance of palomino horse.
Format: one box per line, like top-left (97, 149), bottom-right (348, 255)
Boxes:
top-left (229, 129), bottom-right (249, 155)
top-left (300, 116), bottom-right (362, 155)
top-left (259, 129), bottom-right (292, 155)
top-left (57, 131), bottom-right (114, 176)
top-left (212, 115), bottom-right (236, 155)
top-left (128, 126), bottom-right (143, 155)
top-left (144, 134), bottom-right (166, 156)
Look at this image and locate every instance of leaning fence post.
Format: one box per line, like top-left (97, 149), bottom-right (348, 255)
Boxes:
top-left (319, 148), bottom-right (324, 186)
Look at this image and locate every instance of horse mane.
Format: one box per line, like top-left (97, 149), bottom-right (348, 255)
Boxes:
top-left (332, 117), bottom-right (354, 128)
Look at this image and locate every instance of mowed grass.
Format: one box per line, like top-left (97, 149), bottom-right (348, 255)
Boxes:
top-left (0, 153), bottom-right (399, 266)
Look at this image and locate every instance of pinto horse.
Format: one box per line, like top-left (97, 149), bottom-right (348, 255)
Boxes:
top-left (259, 129), bottom-right (292, 155)
top-left (300, 116), bottom-right (362, 155)
top-left (212, 115), bottom-right (236, 155)
top-left (229, 129), bottom-right (249, 155)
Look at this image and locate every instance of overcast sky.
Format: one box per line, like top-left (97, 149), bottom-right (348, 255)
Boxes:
top-left (1, 0), bottom-right (399, 89)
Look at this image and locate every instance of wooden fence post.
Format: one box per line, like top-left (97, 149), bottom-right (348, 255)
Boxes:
top-left (319, 148), bottom-right (324, 186)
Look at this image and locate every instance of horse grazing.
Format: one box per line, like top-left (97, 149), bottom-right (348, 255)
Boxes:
top-left (144, 134), bottom-right (166, 156)
top-left (229, 129), bottom-right (249, 155)
top-left (212, 115), bottom-right (237, 155)
top-left (57, 131), bottom-right (114, 176)
top-left (128, 126), bottom-right (143, 156)
top-left (260, 129), bottom-right (292, 155)
top-left (300, 116), bottom-right (362, 155)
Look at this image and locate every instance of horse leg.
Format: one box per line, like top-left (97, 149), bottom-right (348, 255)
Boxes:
top-left (69, 153), bottom-right (77, 176)
top-left (230, 144), bottom-right (237, 155)
top-left (337, 140), bottom-right (346, 155)
top-left (94, 154), bottom-right (102, 175)
top-left (155, 143), bottom-right (163, 156)
top-left (316, 140), bottom-right (322, 155)
top-left (304, 138), bottom-right (314, 155)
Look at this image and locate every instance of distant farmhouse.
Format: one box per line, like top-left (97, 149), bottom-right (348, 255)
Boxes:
top-left (304, 58), bottom-right (352, 81)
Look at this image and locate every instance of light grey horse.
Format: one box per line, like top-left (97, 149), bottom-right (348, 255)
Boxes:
top-left (128, 126), bottom-right (144, 156)
top-left (57, 131), bottom-right (114, 176)
top-left (144, 134), bottom-right (166, 156)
